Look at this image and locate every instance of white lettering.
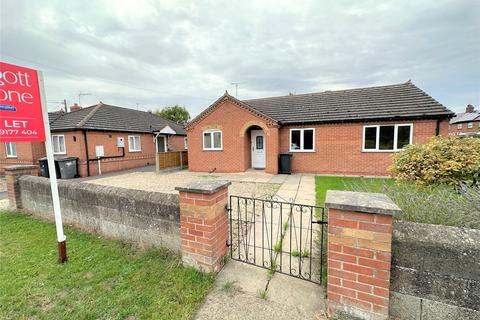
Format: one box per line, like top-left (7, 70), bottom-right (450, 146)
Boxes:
top-left (0, 71), bottom-right (31, 87)
top-left (4, 120), bottom-right (28, 128)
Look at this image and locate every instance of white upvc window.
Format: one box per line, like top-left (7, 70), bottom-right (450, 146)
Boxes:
top-left (128, 135), bottom-right (141, 152)
top-left (203, 130), bottom-right (222, 150)
top-left (467, 122), bottom-right (473, 128)
top-left (289, 128), bottom-right (315, 152)
top-left (457, 123), bottom-right (462, 129)
top-left (5, 142), bottom-right (17, 158)
top-left (363, 124), bottom-right (413, 152)
top-left (51, 135), bottom-right (66, 154)
top-left (184, 137), bottom-right (188, 150)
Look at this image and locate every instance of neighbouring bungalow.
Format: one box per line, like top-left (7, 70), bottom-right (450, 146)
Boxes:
top-left (0, 103), bottom-right (187, 176)
top-left (448, 104), bottom-right (480, 137)
top-left (186, 81), bottom-right (454, 176)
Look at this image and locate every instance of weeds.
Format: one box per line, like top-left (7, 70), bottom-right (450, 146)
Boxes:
top-left (292, 249), bottom-right (310, 258)
top-left (221, 281), bottom-right (238, 293)
top-left (257, 289), bottom-right (268, 300)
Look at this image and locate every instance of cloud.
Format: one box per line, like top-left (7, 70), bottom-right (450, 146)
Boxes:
top-left (1, 0), bottom-right (479, 115)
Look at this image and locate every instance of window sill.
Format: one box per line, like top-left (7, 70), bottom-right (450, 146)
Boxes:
top-left (6, 156), bottom-right (18, 158)
top-left (53, 152), bottom-right (67, 155)
top-left (203, 149), bottom-right (223, 151)
top-left (362, 149), bottom-right (401, 153)
top-left (289, 150), bottom-right (315, 153)
top-left (129, 150), bottom-right (142, 153)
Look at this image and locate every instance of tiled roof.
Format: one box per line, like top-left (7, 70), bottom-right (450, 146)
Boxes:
top-left (449, 111), bottom-right (480, 124)
top-left (49, 103), bottom-right (186, 135)
top-left (242, 81), bottom-right (453, 124)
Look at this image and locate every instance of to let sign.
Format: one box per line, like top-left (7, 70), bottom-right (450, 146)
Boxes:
top-left (0, 61), bottom-right (46, 142)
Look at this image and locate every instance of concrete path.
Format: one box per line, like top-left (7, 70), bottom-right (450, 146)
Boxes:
top-left (194, 174), bottom-right (327, 320)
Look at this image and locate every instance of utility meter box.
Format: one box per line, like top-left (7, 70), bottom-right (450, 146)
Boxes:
top-left (95, 145), bottom-right (105, 158)
top-left (117, 137), bottom-right (125, 148)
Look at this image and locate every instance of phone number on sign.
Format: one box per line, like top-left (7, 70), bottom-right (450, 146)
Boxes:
top-left (0, 129), bottom-right (38, 136)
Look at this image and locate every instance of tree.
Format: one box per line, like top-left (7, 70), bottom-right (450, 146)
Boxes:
top-left (156, 105), bottom-right (191, 125)
top-left (391, 136), bottom-right (480, 186)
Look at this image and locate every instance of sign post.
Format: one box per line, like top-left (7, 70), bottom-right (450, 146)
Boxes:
top-left (1, 62), bottom-right (67, 263)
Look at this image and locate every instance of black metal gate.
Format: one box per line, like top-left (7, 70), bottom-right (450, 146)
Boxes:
top-left (228, 195), bottom-right (327, 284)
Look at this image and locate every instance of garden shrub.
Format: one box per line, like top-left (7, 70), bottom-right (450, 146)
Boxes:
top-left (390, 136), bottom-right (480, 186)
top-left (346, 179), bottom-right (480, 230)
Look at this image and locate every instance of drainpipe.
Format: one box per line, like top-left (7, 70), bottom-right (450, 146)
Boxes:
top-left (82, 130), bottom-right (90, 176)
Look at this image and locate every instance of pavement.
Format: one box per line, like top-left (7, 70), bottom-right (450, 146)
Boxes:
top-left (194, 173), bottom-right (328, 320)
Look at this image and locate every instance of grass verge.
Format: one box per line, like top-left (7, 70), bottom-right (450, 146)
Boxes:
top-left (0, 211), bottom-right (214, 320)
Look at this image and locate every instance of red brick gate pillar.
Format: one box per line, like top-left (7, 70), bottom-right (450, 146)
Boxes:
top-left (175, 180), bottom-right (231, 273)
top-left (4, 165), bottom-right (39, 209)
top-left (325, 190), bottom-right (400, 320)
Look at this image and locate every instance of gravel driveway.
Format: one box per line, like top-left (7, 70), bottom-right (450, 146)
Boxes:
top-left (85, 170), bottom-right (280, 198)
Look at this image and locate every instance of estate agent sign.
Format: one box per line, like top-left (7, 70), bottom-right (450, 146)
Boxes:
top-left (0, 61), bottom-right (67, 263)
top-left (0, 62), bottom-right (46, 142)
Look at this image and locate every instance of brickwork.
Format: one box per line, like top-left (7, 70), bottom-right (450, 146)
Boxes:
top-left (186, 95), bottom-right (449, 176)
top-left (177, 182), bottom-right (230, 272)
top-left (327, 208), bottom-right (394, 320)
top-left (448, 120), bottom-right (480, 137)
top-left (168, 135), bottom-right (187, 151)
top-left (4, 165), bottom-right (39, 209)
top-left (1, 130), bottom-right (186, 177)
top-left (279, 120), bottom-right (449, 176)
top-left (186, 99), bottom-right (279, 174)
top-left (0, 142), bottom-right (46, 174)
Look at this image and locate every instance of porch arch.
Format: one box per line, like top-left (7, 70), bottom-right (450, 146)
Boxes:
top-left (239, 121), bottom-right (269, 137)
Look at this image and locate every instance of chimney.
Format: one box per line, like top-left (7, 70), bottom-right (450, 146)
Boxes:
top-left (70, 103), bottom-right (82, 112)
top-left (466, 104), bottom-right (475, 113)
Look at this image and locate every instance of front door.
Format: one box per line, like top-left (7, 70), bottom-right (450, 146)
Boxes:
top-left (157, 136), bottom-right (166, 152)
top-left (251, 130), bottom-right (265, 169)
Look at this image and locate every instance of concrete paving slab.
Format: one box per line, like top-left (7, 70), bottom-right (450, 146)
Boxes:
top-left (194, 285), bottom-right (323, 320)
top-left (267, 271), bottom-right (326, 316)
top-left (214, 260), bottom-right (269, 295)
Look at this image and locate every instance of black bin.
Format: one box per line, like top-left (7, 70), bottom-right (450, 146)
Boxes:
top-left (278, 153), bottom-right (292, 174)
top-left (38, 157), bottom-right (61, 178)
top-left (56, 157), bottom-right (78, 179)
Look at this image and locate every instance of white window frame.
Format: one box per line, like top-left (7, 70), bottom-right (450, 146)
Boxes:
top-left (184, 137), bottom-right (188, 150)
top-left (362, 124), bottom-right (413, 152)
top-left (5, 142), bottom-right (17, 158)
top-left (202, 130), bottom-right (223, 151)
top-left (467, 122), bottom-right (473, 129)
top-left (51, 135), bottom-right (66, 154)
top-left (128, 135), bottom-right (141, 152)
top-left (289, 128), bottom-right (315, 152)
top-left (457, 123), bottom-right (463, 129)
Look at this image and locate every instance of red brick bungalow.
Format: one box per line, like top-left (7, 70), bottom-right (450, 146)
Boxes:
top-left (186, 81), bottom-right (454, 176)
top-left (1, 103), bottom-right (187, 176)
top-left (448, 104), bottom-right (480, 137)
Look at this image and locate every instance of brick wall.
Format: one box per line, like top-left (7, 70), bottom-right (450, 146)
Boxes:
top-left (168, 135), bottom-right (187, 151)
top-left (327, 209), bottom-right (393, 318)
top-left (448, 120), bottom-right (480, 137)
top-left (1, 130), bottom-right (186, 177)
top-left (279, 120), bottom-right (447, 176)
top-left (325, 190), bottom-right (398, 320)
top-left (0, 142), bottom-right (44, 174)
top-left (187, 99), bottom-right (279, 174)
top-left (175, 180), bottom-right (230, 272)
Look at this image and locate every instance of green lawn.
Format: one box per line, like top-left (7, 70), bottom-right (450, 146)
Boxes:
top-left (0, 212), bottom-right (214, 320)
top-left (315, 176), bottom-right (394, 207)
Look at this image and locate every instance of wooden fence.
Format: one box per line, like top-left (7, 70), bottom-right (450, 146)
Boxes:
top-left (156, 151), bottom-right (188, 172)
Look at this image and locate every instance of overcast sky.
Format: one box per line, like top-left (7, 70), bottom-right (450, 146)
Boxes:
top-left (1, 0), bottom-right (479, 116)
